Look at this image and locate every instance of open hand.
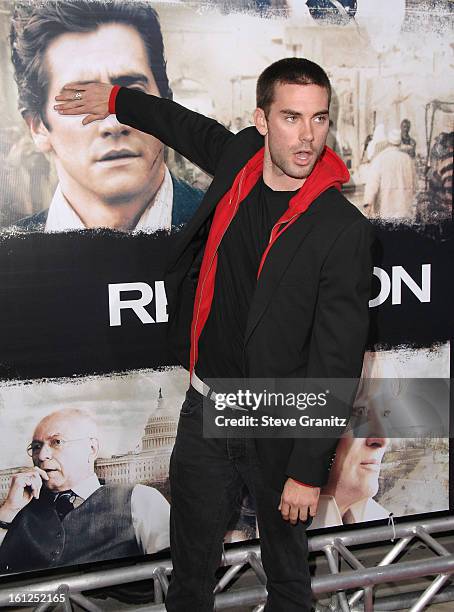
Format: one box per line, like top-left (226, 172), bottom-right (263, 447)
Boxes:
top-left (54, 81), bottom-right (113, 125)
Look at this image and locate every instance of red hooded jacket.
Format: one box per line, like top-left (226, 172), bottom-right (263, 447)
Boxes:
top-left (189, 145), bottom-right (350, 374)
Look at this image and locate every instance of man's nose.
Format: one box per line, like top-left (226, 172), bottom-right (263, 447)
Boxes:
top-left (98, 114), bottom-right (131, 138)
top-left (37, 443), bottom-right (52, 462)
top-left (298, 121), bottom-right (314, 143)
top-left (366, 436), bottom-right (389, 448)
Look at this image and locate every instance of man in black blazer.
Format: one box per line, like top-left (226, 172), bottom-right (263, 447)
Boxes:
top-left (55, 58), bottom-right (374, 612)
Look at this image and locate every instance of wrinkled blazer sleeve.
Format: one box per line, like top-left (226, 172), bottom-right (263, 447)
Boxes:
top-left (115, 88), bottom-right (234, 176)
top-left (285, 217), bottom-right (375, 486)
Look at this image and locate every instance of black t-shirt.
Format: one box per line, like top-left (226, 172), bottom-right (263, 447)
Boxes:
top-left (196, 177), bottom-right (298, 380)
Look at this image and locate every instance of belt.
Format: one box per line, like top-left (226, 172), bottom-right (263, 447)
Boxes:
top-left (190, 371), bottom-right (219, 402)
top-left (190, 372), bottom-right (248, 411)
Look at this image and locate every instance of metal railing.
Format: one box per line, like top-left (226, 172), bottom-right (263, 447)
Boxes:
top-left (0, 515), bottom-right (452, 611)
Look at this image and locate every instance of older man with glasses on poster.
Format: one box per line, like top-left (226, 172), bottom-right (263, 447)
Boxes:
top-left (0, 408), bottom-right (170, 573)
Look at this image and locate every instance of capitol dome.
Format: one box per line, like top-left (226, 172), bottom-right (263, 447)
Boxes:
top-left (142, 389), bottom-right (178, 451)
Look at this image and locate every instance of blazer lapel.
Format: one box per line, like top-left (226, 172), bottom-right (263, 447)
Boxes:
top-left (168, 128), bottom-right (264, 273)
top-left (244, 206), bottom-right (320, 346)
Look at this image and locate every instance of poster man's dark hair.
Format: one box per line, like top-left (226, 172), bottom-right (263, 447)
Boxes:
top-left (10, 0), bottom-right (172, 125)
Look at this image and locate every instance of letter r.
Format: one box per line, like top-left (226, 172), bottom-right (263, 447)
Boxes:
top-left (108, 282), bottom-right (155, 326)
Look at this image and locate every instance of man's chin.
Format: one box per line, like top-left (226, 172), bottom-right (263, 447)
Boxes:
top-left (274, 159), bottom-right (317, 182)
top-left (357, 482), bottom-right (379, 499)
top-left (101, 188), bottom-right (151, 205)
top-left (287, 161), bottom-right (317, 180)
top-left (43, 473), bottom-right (65, 490)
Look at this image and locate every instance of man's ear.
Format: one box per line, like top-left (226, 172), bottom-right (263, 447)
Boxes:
top-left (253, 107), bottom-right (268, 136)
top-left (25, 112), bottom-right (53, 154)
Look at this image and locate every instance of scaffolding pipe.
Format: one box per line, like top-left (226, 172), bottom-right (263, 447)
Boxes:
top-left (0, 517), bottom-right (453, 610)
top-left (247, 552), bottom-right (267, 585)
top-left (408, 574), bottom-right (451, 612)
top-left (355, 584), bottom-right (454, 611)
top-left (333, 540), bottom-right (372, 612)
top-left (92, 582), bottom-right (454, 612)
top-left (313, 554), bottom-right (454, 593)
top-left (323, 546), bottom-right (351, 612)
top-left (348, 535), bottom-right (414, 607)
top-left (414, 526), bottom-right (451, 557)
top-left (153, 576), bottom-right (163, 604)
top-left (307, 516), bottom-right (453, 551)
top-left (69, 592), bottom-right (103, 612)
top-left (214, 585), bottom-right (267, 610)
top-left (213, 563), bottom-right (244, 594)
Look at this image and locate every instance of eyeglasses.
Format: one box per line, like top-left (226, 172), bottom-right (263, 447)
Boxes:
top-left (26, 437), bottom-right (95, 457)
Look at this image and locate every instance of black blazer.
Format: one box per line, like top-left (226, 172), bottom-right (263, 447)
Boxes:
top-left (116, 88), bottom-right (374, 490)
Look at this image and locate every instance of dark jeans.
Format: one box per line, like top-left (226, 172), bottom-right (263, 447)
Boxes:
top-left (165, 386), bottom-right (313, 612)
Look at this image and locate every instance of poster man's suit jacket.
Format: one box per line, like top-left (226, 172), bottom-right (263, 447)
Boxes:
top-left (116, 88), bottom-right (375, 490)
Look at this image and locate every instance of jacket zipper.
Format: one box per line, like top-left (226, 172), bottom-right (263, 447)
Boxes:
top-left (269, 212), bottom-right (300, 245)
top-left (255, 212), bottom-right (301, 281)
top-left (191, 168), bottom-right (247, 371)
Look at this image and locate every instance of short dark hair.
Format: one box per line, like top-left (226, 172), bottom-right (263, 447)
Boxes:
top-left (10, 0), bottom-right (172, 124)
top-left (256, 57), bottom-right (331, 115)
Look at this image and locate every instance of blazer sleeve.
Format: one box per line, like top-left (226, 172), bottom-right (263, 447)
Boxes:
top-left (285, 217), bottom-right (375, 487)
top-left (115, 88), bottom-right (234, 176)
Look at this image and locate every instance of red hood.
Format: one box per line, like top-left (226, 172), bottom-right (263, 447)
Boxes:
top-left (297, 145), bottom-right (350, 201)
top-left (255, 146), bottom-right (350, 278)
top-left (274, 145), bottom-right (350, 220)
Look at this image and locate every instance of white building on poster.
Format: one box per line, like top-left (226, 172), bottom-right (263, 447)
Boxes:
top-left (95, 389), bottom-right (178, 486)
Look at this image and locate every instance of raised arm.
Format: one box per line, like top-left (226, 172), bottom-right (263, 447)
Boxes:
top-left (55, 82), bottom-right (234, 176)
top-left (115, 88), bottom-right (233, 176)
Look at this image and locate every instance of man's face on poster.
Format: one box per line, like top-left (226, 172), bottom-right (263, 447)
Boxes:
top-left (401, 119), bottom-right (411, 137)
top-left (31, 413), bottom-right (98, 492)
top-left (29, 23), bottom-right (165, 216)
top-left (324, 433), bottom-right (389, 505)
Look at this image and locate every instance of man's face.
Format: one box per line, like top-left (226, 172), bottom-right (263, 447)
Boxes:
top-left (31, 413), bottom-right (98, 491)
top-left (31, 23), bottom-right (164, 213)
top-left (401, 120), bottom-right (410, 136)
top-left (254, 83), bottom-right (330, 189)
top-left (324, 433), bottom-right (389, 507)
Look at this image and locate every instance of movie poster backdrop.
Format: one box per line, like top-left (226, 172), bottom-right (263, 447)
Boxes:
top-left (0, 0), bottom-right (452, 576)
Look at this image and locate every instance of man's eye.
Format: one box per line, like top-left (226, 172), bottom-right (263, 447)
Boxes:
top-left (314, 115), bottom-right (327, 123)
top-left (51, 438), bottom-right (64, 448)
top-left (286, 116), bottom-right (297, 123)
